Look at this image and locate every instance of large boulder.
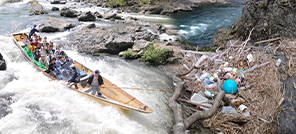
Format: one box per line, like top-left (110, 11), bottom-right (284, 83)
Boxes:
top-left (39, 17), bottom-right (75, 32)
top-left (214, 0), bottom-right (296, 46)
top-left (0, 53), bottom-right (6, 71)
top-left (71, 24), bottom-right (134, 54)
top-left (29, 0), bottom-right (48, 16)
top-left (60, 7), bottom-right (79, 18)
top-left (77, 11), bottom-right (96, 21)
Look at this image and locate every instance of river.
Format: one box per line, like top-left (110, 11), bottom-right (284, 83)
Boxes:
top-left (0, 0), bottom-right (244, 133)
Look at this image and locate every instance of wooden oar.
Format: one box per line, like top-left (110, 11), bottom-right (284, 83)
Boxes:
top-left (104, 86), bottom-right (173, 92)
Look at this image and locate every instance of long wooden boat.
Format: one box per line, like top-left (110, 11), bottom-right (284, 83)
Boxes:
top-left (12, 33), bottom-right (153, 113)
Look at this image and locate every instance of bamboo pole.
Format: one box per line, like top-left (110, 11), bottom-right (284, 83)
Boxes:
top-left (104, 86), bottom-right (173, 92)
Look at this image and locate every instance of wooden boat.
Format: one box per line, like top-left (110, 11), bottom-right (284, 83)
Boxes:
top-left (12, 33), bottom-right (153, 113)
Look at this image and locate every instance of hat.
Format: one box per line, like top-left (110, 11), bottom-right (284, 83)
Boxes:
top-left (95, 70), bottom-right (100, 74)
top-left (41, 53), bottom-right (45, 57)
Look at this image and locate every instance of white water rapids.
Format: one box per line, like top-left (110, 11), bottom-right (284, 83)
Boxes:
top-left (0, 1), bottom-right (173, 133)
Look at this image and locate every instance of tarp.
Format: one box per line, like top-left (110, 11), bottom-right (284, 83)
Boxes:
top-left (23, 45), bottom-right (46, 69)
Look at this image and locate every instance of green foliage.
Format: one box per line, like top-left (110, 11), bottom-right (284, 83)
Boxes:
top-left (140, 0), bottom-right (154, 4)
top-left (106, 0), bottom-right (129, 7)
top-left (140, 45), bottom-right (173, 65)
top-left (106, 1), bottom-right (118, 7)
top-left (122, 50), bottom-right (136, 58)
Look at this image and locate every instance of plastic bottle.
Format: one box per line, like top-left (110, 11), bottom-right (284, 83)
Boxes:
top-left (223, 67), bottom-right (233, 72)
top-left (206, 83), bottom-right (217, 89)
top-left (197, 70), bottom-right (210, 82)
top-left (204, 90), bottom-right (214, 98)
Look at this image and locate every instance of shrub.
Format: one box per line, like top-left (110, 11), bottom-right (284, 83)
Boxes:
top-left (106, 1), bottom-right (118, 7)
top-left (140, 45), bottom-right (173, 65)
top-left (122, 50), bottom-right (136, 59)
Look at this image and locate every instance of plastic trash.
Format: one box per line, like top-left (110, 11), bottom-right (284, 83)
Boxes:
top-left (229, 56), bottom-right (233, 60)
top-left (196, 70), bottom-right (210, 82)
top-left (223, 79), bottom-right (238, 94)
top-left (247, 53), bottom-right (254, 63)
top-left (222, 106), bottom-right (238, 114)
top-left (276, 59), bottom-right (281, 67)
top-left (214, 59), bottom-right (224, 64)
top-left (204, 90), bottom-right (214, 98)
top-left (211, 54), bottom-right (218, 60)
top-left (239, 104), bottom-right (248, 112)
top-left (205, 83), bottom-right (217, 89)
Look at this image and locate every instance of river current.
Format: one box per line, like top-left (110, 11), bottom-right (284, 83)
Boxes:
top-left (0, 0), bottom-right (244, 133)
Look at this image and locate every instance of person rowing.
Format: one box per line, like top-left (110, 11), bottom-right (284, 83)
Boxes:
top-left (66, 65), bottom-right (80, 89)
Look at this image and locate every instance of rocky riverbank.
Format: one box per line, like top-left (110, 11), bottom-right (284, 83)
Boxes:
top-left (73, 0), bottom-right (228, 15)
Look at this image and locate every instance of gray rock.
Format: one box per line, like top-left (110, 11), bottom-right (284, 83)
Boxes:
top-left (50, 0), bottom-right (66, 4)
top-left (77, 11), bottom-right (96, 21)
top-left (94, 12), bottom-right (103, 18)
top-left (132, 40), bottom-right (150, 51)
top-left (39, 17), bottom-right (75, 32)
top-left (103, 13), bottom-right (123, 20)
top-left (60, 7), bottom-right (79, 18)
top-left (51, 6), bottom-right (59, 11)
top-left (276, 77), bottom-right (296, 134)
top-left (29, 1), bottom-right (48, 16)
top-left (0, 53), bottom-right (6, 71)
top-left (213, 0), bottom-right (296, 46)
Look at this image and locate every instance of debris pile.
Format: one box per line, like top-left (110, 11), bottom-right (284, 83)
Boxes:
top-left (168, 37), bottom-right (296, 134)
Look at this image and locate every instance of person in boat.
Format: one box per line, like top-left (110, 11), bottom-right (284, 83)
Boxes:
top-left (55, 55), bottom-right (63, 69)
top-left (47, 52), bottom-right (53, 64)
top-left (34, 50), bottom-right (40, 61)
top-left (39, 53), bottom-right (46, 66)
top-left (66, 65), bottom-right (80, 89)
top-left (43, 37), bottom-right (48, 47)
top-left (65, 55), bottom-right (74, 66)
top-left (54, 50), bottom-right (60, 58)
top-left (46, 58), bottom-right (63, 80)
top-left (85, 70), bottom-right (105, 97)
top-left (29, 24), bottom-right (39, 39)
top-left (60, 51), bottom-right (66, 57)
top-left (55, 45), bottom-right (62, 54)
top-left (47, 45), bottom-right (55, 56)
top-left (28, 39), bottom-right (36, 51)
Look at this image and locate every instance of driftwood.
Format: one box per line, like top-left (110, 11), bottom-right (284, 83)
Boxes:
top-left (176, 55), bottom-right (209, 77)
top-left (254, 37), bottom-right (281, 45)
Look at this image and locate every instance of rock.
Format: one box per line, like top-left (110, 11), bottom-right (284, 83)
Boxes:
top-left (50, 0), bottom-right (66, 4)
top-left (50, 6), bottom-right (59, 11)
top-left (145, 5), bottom-right (164, 14)
top-left (166, 29), bottom-right (179, 35)
top-left (103, 13), bottom-right (123, 20)
top-left (29, 0), bottom-right (48, 16)
top-left (213, 0), bottom-right (296, 46)
top-left (94, 12), bottom-right (103, 18)
top-left (77, 11), bottom-right (96, 21)
top-left (276, 77), bottom-right (296, 134)
top-left (0, 53), bottom-right (6, 71)
top-left (132, 40), bottom-right (150, 51)
top-left (60, 7), bottom-right (79, 18)
top-left (213, 28), bottom-right (233, 46)
top-left (39, 17), bottom-right (75, 32)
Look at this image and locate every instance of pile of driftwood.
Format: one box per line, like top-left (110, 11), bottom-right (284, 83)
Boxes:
top-left (167, 36), bottom-right (296, 134)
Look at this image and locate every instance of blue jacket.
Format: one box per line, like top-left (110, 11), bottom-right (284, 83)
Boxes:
top-left (87, 74), bottom-right (104, 86)
top-left (29, 27), bottom-right (39, 36)
top-left (68, 69), bottom-right (80, 83)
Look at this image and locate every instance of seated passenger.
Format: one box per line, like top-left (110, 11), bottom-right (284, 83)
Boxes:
top-left (47, 45), bottom-right (55, 55)
top-left (60, 51), bottom-right (66, 57)
top-left (43, 37), bottom-right (48, 45)
top-left (47, 52), bottom-right (53, 64)
top-left (56, 45), bottom-right (62, 54)
top-left (55, 56), bottom-right (63, 69)
top-left (39, 53), bottom-right (47, 66)
top-left (54, 50), bottom-right (60, 58)
top-left (34, 50), bottom-right (40, 61)
top-left (45, 58), bottom-right (63, 80)
top-left (65, 56), bottom-right (74, 66)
